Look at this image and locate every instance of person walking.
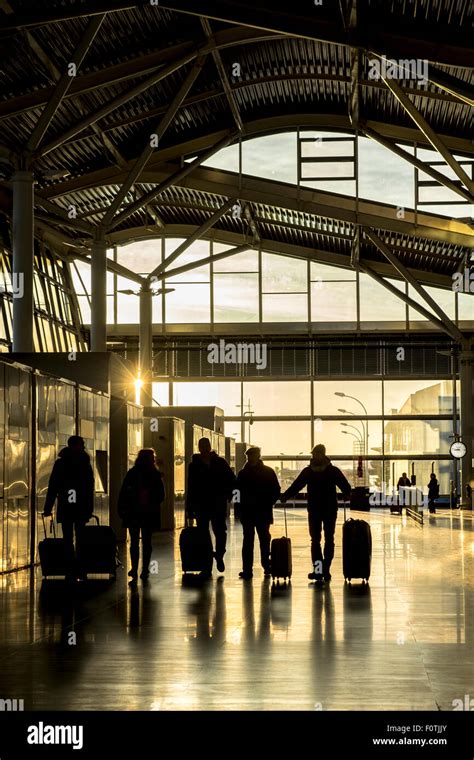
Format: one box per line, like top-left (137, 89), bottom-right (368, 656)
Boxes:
top-left (118, 448), bottom-right (165, 582)
top-left (428, 472), bottom-right (440, 514)
top-left (397, 472), bottom-right (411, 490)
top-left (43, 435), bottom-right (94, 582)
top-left (280, 444), bottom-right (351, 583)
top-left (186, 437), bottom-right (236, 577)
top-left (236, 447), bottom-right (280, 580)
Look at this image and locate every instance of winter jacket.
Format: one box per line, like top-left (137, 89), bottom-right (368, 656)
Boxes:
top-left (282, 455), bottom-right (351, 512)
top-left (43, 447), bottom-right (94, 524)
top-left (428, 478), bottom-right (440, 500)
top-left (118, 464), bottom-right (165, 531)
top-left (186, 452), bottom-right (236, 516)
top-left (397, 477), bottom-right (412, 489)
top-left (236, 460), bottom-right (281, 524)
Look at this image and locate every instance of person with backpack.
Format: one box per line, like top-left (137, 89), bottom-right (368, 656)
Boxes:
top-left (43, 435), bottom-right (94, 582)
top-left (280, 444), bottom-right (351, 582)
top-left (186, 437), bottom-right (236, 577)
top-left (236, 446), bottom-right (280, 580)
top-left (118, 448), bottom-right (165, 582)
top-left (428, 472), bottom-right (440, 514)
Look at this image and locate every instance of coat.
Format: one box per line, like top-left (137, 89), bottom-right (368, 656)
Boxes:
top-left (428, 478), bottom-right (440, 500)
top-left (282, 456), bottom-right (351, 512)
top-left (236, 460), bottom-right (280, 524)
top-left (118, 465), bottom-right (165, 531)
top-left (186, 452), bottom-right (236, 517)
top-left (43, 447), bottom-right (94, 524)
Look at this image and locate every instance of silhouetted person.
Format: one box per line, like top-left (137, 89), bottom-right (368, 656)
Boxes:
top-left (397, 472), bottom-right (411, 490)
top-left (118, 448), bottom-right (165, 582)
top-left (428, 473), bottom-right (439, 514)
top-left (236, 447), bottom-right (280, 579)
top-left (43, 435), bottom-right (94, 582)
top-left (187, 437), bottom-right (236, 577)
top-left (281, 444), bottom-right (351, 583)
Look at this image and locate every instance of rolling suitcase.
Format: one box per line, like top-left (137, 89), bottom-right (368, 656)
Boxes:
top-left (38, 515), bottom-right (68, 579)
top-left (350, 486), bottom-right (370, 511)
top-left (342, 502), bottom-right (371, 583)
top-left (76, 515), bottom-right (118, 578)
top-left (270, 504), bottom-right (292, 583)
top-left (179, 518), bottom-right (213, 573)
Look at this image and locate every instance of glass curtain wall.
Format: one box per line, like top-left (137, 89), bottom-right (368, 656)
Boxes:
top-left (0, 244), bottom-right (85, 352)
top-left (153, 377), bottom-right (457, 493)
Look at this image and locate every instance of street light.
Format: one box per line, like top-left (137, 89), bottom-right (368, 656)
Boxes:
top-left (340, 421), bottom-right (363, 441)
top-left (335, 391), bottom-right (369, 471)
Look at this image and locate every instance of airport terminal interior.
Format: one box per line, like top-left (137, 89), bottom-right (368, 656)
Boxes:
top-left (0, 0), bottom-right (472, 712)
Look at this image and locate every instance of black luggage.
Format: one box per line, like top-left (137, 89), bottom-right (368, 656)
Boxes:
top-left (76, 515), bottom-right (117, 578)
top-left (342, 503), bottom-right (371, 582)
top-left (350, 486), bottom-right (370, 511)
top-left (38, 515), bottom-right (68, 578)
top-left (270, 504), bottom-right (292, 582)
top-left (390, 497), bottom-right (402, 515)
top-left (179, 519), bottom-right (213, 573)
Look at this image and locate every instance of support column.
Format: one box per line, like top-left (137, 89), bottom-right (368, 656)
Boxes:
top-left (139, 283), bottom-right (153, 407)
top-left (12, 169), bottom-right (34, 352)
top-left (460, 349), bottom-right (474, 509)
top-left (91, 230), bottom-right (107, 352)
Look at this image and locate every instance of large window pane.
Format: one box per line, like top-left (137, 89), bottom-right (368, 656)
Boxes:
top-left (311, 281), bottom-right (356, 322)
top-left (311, 262), bottom-right (356, 281)
top-left (151, 382), bottom-right (169, 406)
top-left (165, 284), bottom-right (210, 323)
top-left (312, 419), bottom-right (382, 457)
top-left (458, 292), bottom-right (473, 321)
top-left (249, 421), bottom-right (311, 456)
top-left (173, 382), bottom-right (241, 415)
top-left (384, 418), bottom-right (452, 454)
top-left (213, 246), bottom-right (258, 272)
top-left (408, 284), bottom-right (455, 322)
top-left (213, 273), bottom-right (259, 322)
top-left (165, 240), bottom-right (210, 282)
top-left (117, 293), bottom-right (139, 323)
top-left (244, 381), bottom-right (310, 415)
top-left (117, 240), bottom-right (161, 274)
top-left (358, 137), bottom-right (414, 208)
top-left (243, 133), bottom-right (297, 184)
top-left (383, 379), bottom-right (454, 415)
top-left (262, 253), bottom-right (307, 292)
top-left (263, 293), bottom-right (307, 322)
top-left (314, 380), bottom-right (382, 416)
top-left (359, 274), bottom-right (406, 322)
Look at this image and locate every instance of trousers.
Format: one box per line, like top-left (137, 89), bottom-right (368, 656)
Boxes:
top-left (128, 522), bottom-right (153, 573)
top-left (241, 519), bottom-right (271, 573)
top-left (308, 509), bottom-right (338, 574)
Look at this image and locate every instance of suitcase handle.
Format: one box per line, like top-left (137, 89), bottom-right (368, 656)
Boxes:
top-left (88, 514), bottom-right (100, 525)
top-left (41, 513), bottom-right (56, 539)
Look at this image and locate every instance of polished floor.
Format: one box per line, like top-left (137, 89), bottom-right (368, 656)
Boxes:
top-left (0, 508), bottom-right (473, 711)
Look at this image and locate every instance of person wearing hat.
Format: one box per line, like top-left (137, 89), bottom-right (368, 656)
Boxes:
top-left (280, 444), bottom-right (351, 583)
top-left (236, 446), bottom-right (280, 580)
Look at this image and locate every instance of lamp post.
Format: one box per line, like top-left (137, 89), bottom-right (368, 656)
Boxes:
top-left (236, 400), bottom-right (254, 444)
top-left (335, 392), bottom-right (369, 479)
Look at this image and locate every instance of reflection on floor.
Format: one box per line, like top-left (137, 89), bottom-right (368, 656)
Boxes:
top-left (0, 508), bottom-right (473, 711)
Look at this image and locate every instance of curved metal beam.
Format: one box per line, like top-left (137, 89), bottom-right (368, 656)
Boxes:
top-left (38, 114), bottom-right (474, 203)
